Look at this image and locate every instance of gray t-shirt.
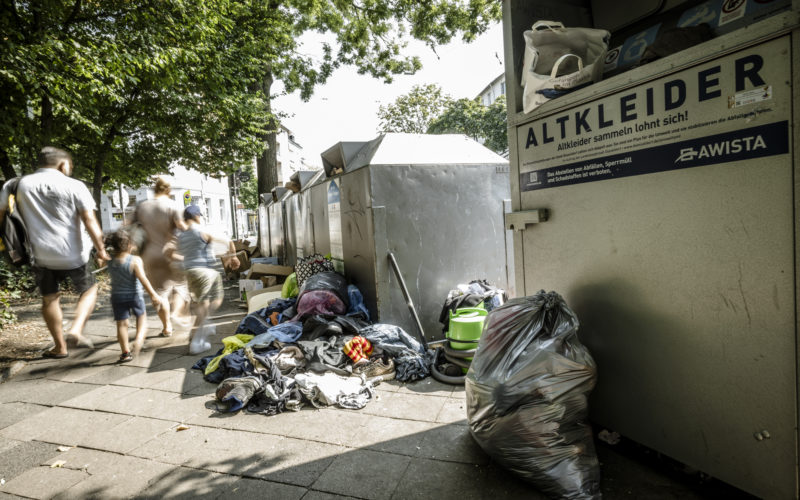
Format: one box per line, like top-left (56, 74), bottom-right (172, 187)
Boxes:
top-left (0, 168), bottom-right (96, 269)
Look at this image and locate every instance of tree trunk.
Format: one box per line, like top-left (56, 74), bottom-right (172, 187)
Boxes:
top-left (0, 147), bottom-right (16, 180)
top-left (40, 94), bottom-right (53, 146)
top-left (256, 71), bottom-right (278, 198)
top-left (92, 142), bottom-right (110, 207)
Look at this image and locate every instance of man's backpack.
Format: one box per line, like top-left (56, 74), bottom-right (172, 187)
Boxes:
top-left (0, 178), bottom-right (33, 266)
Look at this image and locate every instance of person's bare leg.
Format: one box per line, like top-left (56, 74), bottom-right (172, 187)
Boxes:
top-left (116, 319), bottom-right (130, 355)
top-left (171, 292), bottom-right (191, 330)
top-left (190, 300), bottom-right (210, 340)
top-left (156, 294), bottom-right (172, 335)
top-left (132, 313), bottom-right (147, 355)
top-left (66, 284), bottom-right (98, 348)
top-left (41, 293), bottom-right (67, 355)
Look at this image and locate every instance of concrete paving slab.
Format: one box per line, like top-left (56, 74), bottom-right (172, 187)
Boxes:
top-left (112, 368), bottom-right (179, 389)
top-left (93, 388), bottom-right (203, 422)
top-left (149, 355), bottom-right (201, 372)
top-left (360, 391), bottom-right (446, 423)
top-left (226, 477), bottom-right (306, 499)
top-left (0, 492), bottom-right (26, 499)
top-left (0, 406), bottom-right (129, 445)
top-left (434, 396), bottom-right (468, 425)
top-left (122, 349), bottom-right (185, 369)
top-left (79, 416), bottom-right (178, 454)
top-left (311, 448), bottom-right (411, 500)
top-left (44, 448), bottom-right (174, 499)
top-left (260, 407), bottom-right (372, 447)
top-left (395, 378), bottom-right (454, 398)
top-left (302, 492), bottom-right (360, 500)
top-left (0, 439), bottom-right (61, 483)
top-left (57, 383), bottom-right (138, 412)
top-left (0, 465), bottom-right (88, 499)
top-left (185, 404), bottom-right (304, 435)
top-left (131, 425), bottom-right (346, 488)
top-left (413, 423), bottom-right (489, 465)
top-left (150, 369), bottom-right (209, 395)
top-left (138, 467), bottom-right (239, 499)
top-left (0, 379), bottom-right (95, 406)
top-left (72, 364), bottom-right (145, 385)
top-left (0, 402), bottom-right (49, 431)
top-left (393, 458), bottom-right (542, 500)
top-left (353, 414), bottom-right (435, 456)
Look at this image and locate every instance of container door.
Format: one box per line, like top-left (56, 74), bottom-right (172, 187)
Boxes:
top-left (513, 37), bottom-right (795, 498)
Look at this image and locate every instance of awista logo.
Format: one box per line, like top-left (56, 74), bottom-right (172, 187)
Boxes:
top-left (675, 135), bottom-right (767, 162)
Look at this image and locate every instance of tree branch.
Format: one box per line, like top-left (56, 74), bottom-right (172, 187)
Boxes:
top-left (63, 0), bottom-right (82, 29)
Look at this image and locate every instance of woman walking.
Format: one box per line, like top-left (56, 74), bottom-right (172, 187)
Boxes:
top-left (131, 177), bottom-right (189, 336)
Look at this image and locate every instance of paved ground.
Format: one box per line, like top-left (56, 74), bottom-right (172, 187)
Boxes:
top-left (0, 287), bottom-right (754, 499)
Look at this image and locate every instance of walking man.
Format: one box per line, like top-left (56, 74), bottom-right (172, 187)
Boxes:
top-left (0, 147), bottom-right (110, 358)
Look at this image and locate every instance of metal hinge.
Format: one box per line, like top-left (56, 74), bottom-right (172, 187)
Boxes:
top-left (505, 209), bottom-right (549, 232)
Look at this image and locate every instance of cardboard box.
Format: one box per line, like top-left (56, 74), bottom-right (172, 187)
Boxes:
top-left (247, 263), bottom-right (294, 278)
top-left (260, 275), bottom-right (277, 288)
top-left (238, 279), bottom-right (263, 301)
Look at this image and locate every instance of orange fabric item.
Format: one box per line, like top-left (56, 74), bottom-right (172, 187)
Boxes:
top-left (269, 311), bottom-right (280, 326)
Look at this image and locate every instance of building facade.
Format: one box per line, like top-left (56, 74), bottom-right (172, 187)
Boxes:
top-left (476, 72), bottom-right (506, 106)
top-left (99, 164), bottom-right (234, 237)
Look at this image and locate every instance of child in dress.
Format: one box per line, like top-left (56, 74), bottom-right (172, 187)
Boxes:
top-left (178, 204), bottom-right (239, 354)
top-left (106, 230), bottom-right (163, 362)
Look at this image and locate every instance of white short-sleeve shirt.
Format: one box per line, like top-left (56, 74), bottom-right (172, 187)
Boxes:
top-left (0, 168), bottom-right (97, 269)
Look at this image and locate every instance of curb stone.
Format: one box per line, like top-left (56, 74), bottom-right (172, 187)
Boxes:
top-left (0, 360), bottom-right (27, 384)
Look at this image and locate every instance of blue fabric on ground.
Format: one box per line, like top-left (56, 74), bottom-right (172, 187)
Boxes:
top-left (235, 298), bottom-right (296, 335)
top-left (246, 321), bottom-right (303, 348)
top-left (359, 323), bottom-right (429, 382)
top-left (346, 285), bottom-right (370, 320)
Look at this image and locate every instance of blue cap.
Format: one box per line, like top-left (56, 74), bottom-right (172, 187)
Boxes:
top-left (183, 204), bottom-right (203, 220)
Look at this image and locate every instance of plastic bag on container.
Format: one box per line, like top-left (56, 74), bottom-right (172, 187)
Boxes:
top-left (521, 21), bottom-right (610, 113)
top-left (466, 290), bottom-right (599, 499)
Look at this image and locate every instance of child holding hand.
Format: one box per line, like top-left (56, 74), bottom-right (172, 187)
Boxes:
top-left (106, 230), bottom-right (164, 362)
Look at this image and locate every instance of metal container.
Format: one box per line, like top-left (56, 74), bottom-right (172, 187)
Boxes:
top-left (257, 199), bottom-right (271, 257)
top-left (267, 187), bottom-right (291, 263)
top-left (290, 170), bottom-right (325, 261)
top-left (317, 133), bottom-right (514, 341)
top-left (502, 1), bottom-right (799, 497)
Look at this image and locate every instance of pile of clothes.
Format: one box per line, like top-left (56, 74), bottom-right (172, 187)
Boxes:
top-left (192, 260), bottom-right (431, 417)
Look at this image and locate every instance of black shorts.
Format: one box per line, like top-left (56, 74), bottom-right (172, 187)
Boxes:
top-left (32, 264), bottom-right (96, 296)
top-left (111, 295), bottom-right (146, 321)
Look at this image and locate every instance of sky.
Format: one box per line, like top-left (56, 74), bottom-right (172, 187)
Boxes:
top-left (273, 22), bottom-right (506, 167)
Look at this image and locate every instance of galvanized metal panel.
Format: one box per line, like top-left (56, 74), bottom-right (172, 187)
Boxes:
top-left (309, 182), bottom-right (330, 257)
top-left (267, 202), bottom-right (285, 262)
top-left (284, 195), bottom-right (299, 267)
top-left (337, 168), bottom-right (379, 320)
top-left (370, 164), bottom-right (512, 341)
top-left (513, 34), bottom-right (797, 499)
top-left (257, 203), bottom-right (270, 257)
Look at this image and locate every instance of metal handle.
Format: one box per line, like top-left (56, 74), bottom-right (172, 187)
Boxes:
top-left (387, 252), bottom-right (428, 349)
top-left (504, 209), bottom-right (550, 232)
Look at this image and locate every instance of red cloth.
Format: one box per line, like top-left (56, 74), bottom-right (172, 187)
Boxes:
top-left (343, 336), bottom-right (373, 363)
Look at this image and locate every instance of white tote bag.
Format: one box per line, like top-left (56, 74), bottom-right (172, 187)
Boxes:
top-left (521, 21), bottom-right (610, 113)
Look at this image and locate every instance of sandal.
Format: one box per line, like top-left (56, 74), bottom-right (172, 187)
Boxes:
top-left (159, 330), bottom-right (173, 338)
top-left (119, 352), bottom-right (133, 363)
top-left (43, 350), bottom-right (69, 359)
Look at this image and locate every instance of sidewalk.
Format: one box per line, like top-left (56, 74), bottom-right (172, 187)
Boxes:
top-left (0, 289), bottom-right (749, 499)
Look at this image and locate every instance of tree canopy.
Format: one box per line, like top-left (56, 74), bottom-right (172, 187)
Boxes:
top-left (1, 1), bottom-right (502, 201)
top-left (428, 96), bottom-right (508, 154)
top-left (377, 83), bottom-right (508, 154)
top-left (377, 84), bottom-right (454, 134)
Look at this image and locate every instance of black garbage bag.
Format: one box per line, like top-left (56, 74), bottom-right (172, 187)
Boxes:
top-left (466, 290), bottom-right (599, 499)
top-left (297, 271), bottom-right (349, 308)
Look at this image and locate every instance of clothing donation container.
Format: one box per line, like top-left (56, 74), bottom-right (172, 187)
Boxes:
top-left (501, 0), bottom-right (799, 497)
top-left (309, 133), bottom-right (515, 341)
